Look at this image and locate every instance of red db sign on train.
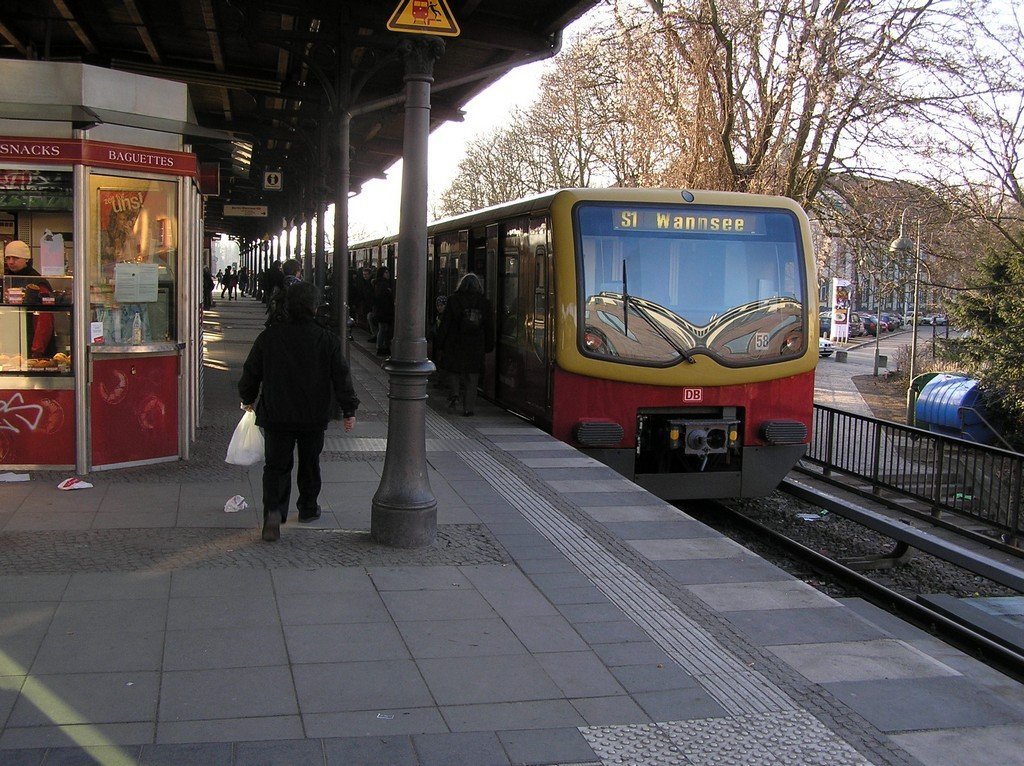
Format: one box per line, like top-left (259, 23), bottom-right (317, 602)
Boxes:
top-left (683, 388), bottom-right (703, 402)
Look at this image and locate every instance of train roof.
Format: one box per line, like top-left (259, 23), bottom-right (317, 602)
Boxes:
top-left (349, 188), bottom-right (809, 250)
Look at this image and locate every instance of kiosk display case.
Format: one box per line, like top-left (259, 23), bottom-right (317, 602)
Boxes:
top-left (0, 275), bottom-right (73, 374)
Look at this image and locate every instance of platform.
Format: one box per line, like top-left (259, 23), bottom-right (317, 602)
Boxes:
top-left (0, 297), bottom-right (1021, 765)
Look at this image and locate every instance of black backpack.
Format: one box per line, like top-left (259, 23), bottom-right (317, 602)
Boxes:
top-left (265, 287), bottom-right (287, 327)
top-left (460, 306), bottom-right (483, 331)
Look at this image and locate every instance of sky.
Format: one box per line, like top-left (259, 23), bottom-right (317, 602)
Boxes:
top-left (346, 58), bottom-right (549, 242)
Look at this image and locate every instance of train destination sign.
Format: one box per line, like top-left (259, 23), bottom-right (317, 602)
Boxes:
top-left (613, 208), bottom-right (763, 234)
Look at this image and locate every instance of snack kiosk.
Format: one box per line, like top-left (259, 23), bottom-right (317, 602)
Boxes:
top-left (0, 61), bottom-right (210, 472)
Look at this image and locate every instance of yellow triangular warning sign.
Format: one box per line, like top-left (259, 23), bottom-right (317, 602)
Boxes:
top-left (387, 0), bottom-right (460, 37)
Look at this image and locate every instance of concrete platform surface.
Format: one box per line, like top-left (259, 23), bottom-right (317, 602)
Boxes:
top-left (0, 298), bottom-right (1021, 766)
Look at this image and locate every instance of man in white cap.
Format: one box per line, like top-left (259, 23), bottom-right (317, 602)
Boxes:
top-left (3, 240), bottom-right (33, 274)
top-left (4, 240), bottom-right (55, 358)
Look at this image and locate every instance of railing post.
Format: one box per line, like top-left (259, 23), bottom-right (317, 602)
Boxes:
top-left (823, 408), bottom-right (835, 478)
top-left (930, 439), bottom-right (945, 518)
top-left (1009, 459), bottom-right (1022, 547)
top-left (871, 420), bottom-right (883, 495)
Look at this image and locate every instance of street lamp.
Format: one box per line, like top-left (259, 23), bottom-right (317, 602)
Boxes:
top-left (889, 210), bottom-right (921, 425)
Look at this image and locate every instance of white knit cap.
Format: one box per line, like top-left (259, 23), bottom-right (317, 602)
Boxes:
top-left (4, 240), bottom-right (30, 259)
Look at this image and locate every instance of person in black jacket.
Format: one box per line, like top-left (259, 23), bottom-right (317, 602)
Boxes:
top-left (434, 272), bottom-right (493, 416)
top-left (371, 266), bottom-right (394, 356)
top-left (202, 266), bottom-right (215, 310)
top-left (239, 281), bottom-right (359, 542)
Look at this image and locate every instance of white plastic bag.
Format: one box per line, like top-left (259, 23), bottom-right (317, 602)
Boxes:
top-left (225, 410), bottom-right (264, 465)
top-left (224, 495), bottom-right (248, 513)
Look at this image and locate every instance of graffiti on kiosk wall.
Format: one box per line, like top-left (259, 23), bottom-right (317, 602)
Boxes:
top-left (0, 392), bottom-right (43, 433)
top-left (0, 390), bottom-right (74, 465)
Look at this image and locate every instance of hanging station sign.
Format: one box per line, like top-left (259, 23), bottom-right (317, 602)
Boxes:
top-left (224, 204), bottom-right (268, 218)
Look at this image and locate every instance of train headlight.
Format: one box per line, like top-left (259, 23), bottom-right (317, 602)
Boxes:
top-left (583, 330), bottom-right (604, 352)
top-left (781, 333), bottom-right (803, 353)
top-left (668, 426), bottom-right (681, 449)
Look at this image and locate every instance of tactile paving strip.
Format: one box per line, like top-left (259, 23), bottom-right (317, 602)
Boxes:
top-left (580, 723), bottom-right (689, 766)
top-left (465, 449), bottom-right (794, 716)
top-left (323, 436), bottom-right (389, 452)
top-left (463, 450), bottom-right (887, 766)
top-left (581, 710), bottom-right (872, 766)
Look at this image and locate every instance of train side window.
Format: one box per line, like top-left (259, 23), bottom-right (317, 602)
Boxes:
top-left (501, 254), bottom-right (518, 339)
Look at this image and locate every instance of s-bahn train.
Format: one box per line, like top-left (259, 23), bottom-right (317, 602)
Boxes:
top-left (350, 188), bottom-right (818, 499)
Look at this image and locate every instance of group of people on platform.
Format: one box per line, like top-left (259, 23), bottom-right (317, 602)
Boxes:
top-left (202, 260), bottom-right (314, 311)
top-left (349, 264), bottom-right (395, 357)
top-left (348, 262), bottom-right (493, 416)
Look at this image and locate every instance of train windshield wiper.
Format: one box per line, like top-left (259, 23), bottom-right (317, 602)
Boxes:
top-left (637, 304), bottom-right (697, 364)
top-left (622, 293), bottom-right (697, 366)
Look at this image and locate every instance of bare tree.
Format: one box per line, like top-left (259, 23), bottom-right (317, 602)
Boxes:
top-left (437, 36), bottom-right (673, 216)
top-left (621, 0), bottom-right (973, 205)
top-left (436, 119), bottom-right (548, 216)
top-left (907, 5), bottom-right (1024, 257)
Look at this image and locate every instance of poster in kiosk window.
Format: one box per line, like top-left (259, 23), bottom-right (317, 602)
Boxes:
top-left (94, 183), bottom-right (175, 345)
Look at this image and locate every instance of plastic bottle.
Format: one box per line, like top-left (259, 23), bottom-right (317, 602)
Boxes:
top-left (132, 311), bottom-right (142, 344)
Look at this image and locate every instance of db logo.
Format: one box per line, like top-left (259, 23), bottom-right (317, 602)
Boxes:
top-left (683, 388), bottom-right (703, 402)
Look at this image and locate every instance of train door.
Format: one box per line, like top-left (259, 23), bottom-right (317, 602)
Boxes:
top-left (523, 217), bottom-right (551, 421)
top-left (482, 225), bottom-right (499, 399)
top-left (494, 216), bottom-right (550, 424)
top-left (495, 221), bottom-right (523, 410)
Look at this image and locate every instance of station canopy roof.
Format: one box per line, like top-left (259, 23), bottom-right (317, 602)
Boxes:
top-left (0, 0), bottom-right (598, 237)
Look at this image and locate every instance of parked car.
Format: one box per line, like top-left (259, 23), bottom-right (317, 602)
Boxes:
top-left (819, 311), bottom-right (831, 335)
top-left (860, 313), bottom-right (883, 335)
top-left (818, 337), bottom-right (834, 357)
top-left (932, 314), bottom-right (948, 325)
top-left (880, 312), bottom-right (901, 330)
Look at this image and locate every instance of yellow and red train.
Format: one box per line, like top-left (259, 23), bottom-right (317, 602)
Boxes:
top-left (350, 188), bottom-right (818, 499)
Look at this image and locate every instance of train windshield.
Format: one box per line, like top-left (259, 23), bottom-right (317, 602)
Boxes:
top-left (574, 202), bottom-right (808, 366)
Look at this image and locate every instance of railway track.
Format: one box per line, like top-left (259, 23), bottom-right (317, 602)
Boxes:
top-left (683, 485), bottom-right (1024, 683)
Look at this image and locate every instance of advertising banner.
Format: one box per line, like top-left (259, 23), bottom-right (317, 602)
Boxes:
top-left (830, 278), bottom-right (852, 342)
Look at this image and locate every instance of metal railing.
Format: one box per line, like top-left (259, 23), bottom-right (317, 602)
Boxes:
top-left (806, 404), bottom-right (1023, 543)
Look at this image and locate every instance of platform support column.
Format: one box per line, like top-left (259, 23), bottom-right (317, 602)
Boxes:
top-left (371, 36), bottom-right (444, 549)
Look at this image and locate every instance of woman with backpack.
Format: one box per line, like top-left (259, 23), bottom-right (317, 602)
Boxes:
top-left (434, 272), bottom-right (493, 416)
